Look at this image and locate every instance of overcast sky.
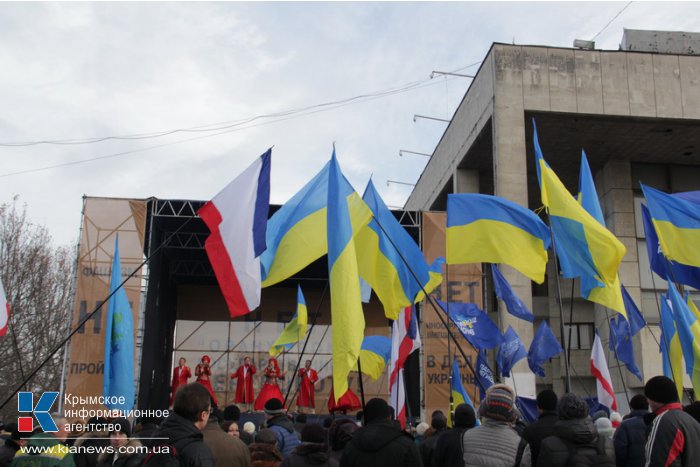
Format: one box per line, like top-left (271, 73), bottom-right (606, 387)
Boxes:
top-left (2, 1), bottom-right (700, 246)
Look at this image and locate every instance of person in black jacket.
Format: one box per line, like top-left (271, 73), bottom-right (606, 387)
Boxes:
top-left (522, 389), bottom-right (558, 465)
top-left (613, 394), bottom-right (648, 467)
top-left (537, 393), bottom-right (614, 466)
top-left (418, 411), bottom-right (446, 467)
top-left (152, 382), bottom-right (215, 467)
top-left (340, 398), bottom-right (422, 467)
top-left (643, 375), bottom-right (700, 467)
top-left (281, 424), bottom-right (337, 467)
top-left (432, 404), bottom-right (476, 467)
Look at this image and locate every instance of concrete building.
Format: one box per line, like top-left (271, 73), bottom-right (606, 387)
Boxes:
top-left (406, 29), bottom-right (700, 409)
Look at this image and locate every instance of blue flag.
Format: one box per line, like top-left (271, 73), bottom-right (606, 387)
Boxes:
top-left (437, 299), bottom-right (503, 350)
top-left (609, 315), bottom-right (642, 380)
top-left (497, 326), bottom-right (528, 378)
top-left (103, 236), bottom-right (135, 413)
top-left (476, 350), bottom-right (495, 400)
top-left (641, 204), bottom-right (700, 290)
top-left (621, 285), bottom-right (646, 335)
top-left (527, 321), bottom-right (563, 377)
top-left (492, 265), bottom-right (534, 322)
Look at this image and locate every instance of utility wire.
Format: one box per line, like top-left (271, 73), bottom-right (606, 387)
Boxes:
top-left (0, 61), bottom-right (482, 148)
top-left (0, 75), bottom-right (468, 179)
top-left (591, 2), bottom-right (633, 41)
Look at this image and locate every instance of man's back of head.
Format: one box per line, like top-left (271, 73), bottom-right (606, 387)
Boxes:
top-left (629, 394), bottom-right (649, 412)
top-left (536, 389), bottom-right (558, 413)
top-left (557, 393), bottom-right (589, 420)
top-left (454, 403), bottom-right (477, 429)
top-left (173, 382), bottom-right (212, 429)
top-left (363, 398), bottom-right (392, 425)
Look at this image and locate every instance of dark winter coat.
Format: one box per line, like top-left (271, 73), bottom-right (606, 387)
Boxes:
top-left (537, 418), bottom-right (614, 467)
top-left (249, 443), bottom-right (283, 467)
top-left (152, 413), bottom-right (214, 467)
top-left (340, 420), bottom-right (422, 467)
top-left (613, 409), bottom-right (647, 467)
top-left (418, 429), bottom-right (444, 467)
top-left (432, 427), bottom-right (469, 467)
top-left (0, 439), bottom-right (21, 467)
top-left (201, 420), bottom-right (251, 467)
top-left (134, 424), bottom-right (159, 449)
top-left (644, 403), bottom-right (700, 467)
top-left (73, 430), bottom-right (111, 467)
top-left (96, 439), bottom-right (145, 467)
top-left (280, 443), bottom-right (337, 467)
top-left (266, 416), bottom-right (300, 458)
top-left (521, 411), bottom-right (558, 465)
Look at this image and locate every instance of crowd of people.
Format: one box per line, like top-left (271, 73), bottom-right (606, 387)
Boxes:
top-left (4, 375), bottom-right (700, 467)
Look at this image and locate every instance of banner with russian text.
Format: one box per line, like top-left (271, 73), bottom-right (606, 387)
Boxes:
top-left (421, 212), bottom-right (482, 418)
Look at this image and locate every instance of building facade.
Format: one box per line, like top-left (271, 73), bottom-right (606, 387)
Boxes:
top-left (406, 30), bottom-right (700, 409)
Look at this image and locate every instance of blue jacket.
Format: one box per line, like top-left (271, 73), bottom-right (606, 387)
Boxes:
top-left (267, 415), bottom-right (301, 457)
top-left (613, 409), bottom-right (647, 467)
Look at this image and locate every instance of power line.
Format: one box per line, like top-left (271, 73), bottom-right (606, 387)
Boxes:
top-left (0, 61), bottom-right (482, 148)
top-left (591, 1), bottom-right (633, 41)
top-left (0, 69), bottom-right (477, 178)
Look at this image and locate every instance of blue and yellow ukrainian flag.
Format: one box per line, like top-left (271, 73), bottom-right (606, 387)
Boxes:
top-left (450, 356), bottom-right (478, 427)
top-left (660, 293), bottom-right (684, 401)
top-left (355, 180), bottom-right (443, 319)
top-left (328, 151), bottom-right (372, 401)
top-left (577, 151), bottom-right (626, 318)
top-left (641, 184), bottom-right (700, 268)
top-left (534, 123), bottom-right (625, 289)
top-left (353, 335), bottom-right (391, 381)
top-left (446, 193), bottom-right (551, 283)
top-left (667, 280), bottom-right (700, 396)
top-left (260, 158), bottom-right (370, 287)
top-left (269, 285), bottom-right (308, 356)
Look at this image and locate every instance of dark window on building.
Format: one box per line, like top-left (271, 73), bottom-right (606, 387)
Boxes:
top-left (563, 323), bottom-right (594, 350)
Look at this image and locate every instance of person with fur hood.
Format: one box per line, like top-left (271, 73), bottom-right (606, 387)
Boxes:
top-left (249, 429), bottom-right (284, 467)
top-left (96, 418), bottom-right (144, 467)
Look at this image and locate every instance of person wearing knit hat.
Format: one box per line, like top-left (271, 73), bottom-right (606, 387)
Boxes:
top-left (538, 393), bottom-right (615, 466)
top-left (461, 384), bottom-right (531, 467)
top-left (643, 375), bottom-right (700, 466)
top-left (264, 398), bottom-right (300, 457)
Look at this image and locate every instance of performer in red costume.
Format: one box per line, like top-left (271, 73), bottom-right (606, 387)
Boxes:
top-left (170, 357), bottom-right (192, 406)
top-left (195, 355), bottom-right (218, 407)
top-left (328, 385), bottom-right (362, 414)
top-left (296, 360), bottom-right (318, 413)
top-left (253, 357), bottom-right (285, 411)
top-left (231, 356), bottom-right (256, 412)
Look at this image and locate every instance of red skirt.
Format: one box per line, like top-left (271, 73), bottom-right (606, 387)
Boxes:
top-left (328, 388), bottom-right (361, 413)
top-left (254, 383), bottom-right (285, 411)
top-left (196, 378), bottom-right (218, 406)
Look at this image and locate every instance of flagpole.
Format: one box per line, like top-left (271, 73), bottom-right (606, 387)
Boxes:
top-left (283, 281), bottom-right (329, 408)
top-left (648, 267), bottom-right (685, 398)
top-left (0, 214), bottom-right (199, 411)
top-left (604, 310), bottom-right (631, 408)
top-left (446, 264), bottom-right (454, 426)
top-left (566, 280), bottom-right (575, 370)
top-left (545, 222), bottom-right (572, 393)
top-left (368, 215), bottom-right (490, 394)
top-left (356, 357), bottom-right (367, 411)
